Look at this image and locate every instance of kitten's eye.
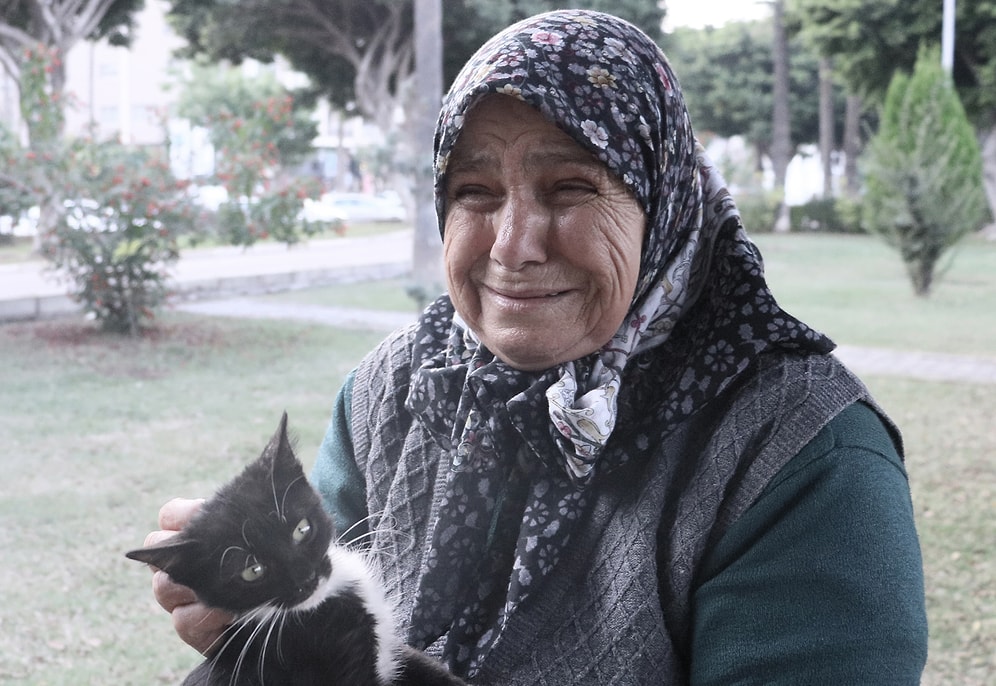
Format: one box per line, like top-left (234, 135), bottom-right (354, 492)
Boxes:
top-left (292, 518), bottom-right (312, 544)
top-left (241, 562), bottom-right (266, 582)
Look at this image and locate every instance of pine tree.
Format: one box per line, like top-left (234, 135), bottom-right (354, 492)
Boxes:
top-left (862, 46), bottom-right (989, 296)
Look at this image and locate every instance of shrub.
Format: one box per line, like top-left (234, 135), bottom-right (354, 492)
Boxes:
top-left (789, 197), bottom-right (865, 234)
top-left (214, 178), bottom-right (328, 247)
top-left (736, 189), bottom-right (782, 234)
top-left (178, 67), bottom-right (323, 248)
top-left (861, 46), bottom-right (989, 296)
top-left (40, 144), bottom-right (199, 335)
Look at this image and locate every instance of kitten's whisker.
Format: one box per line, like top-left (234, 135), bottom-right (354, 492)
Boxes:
top-left (276, 611), bottom-right (289, 663)
top-left (337, 511), bottom-right (413, 550)
top-left (205, 614), bottom-right (259, 686)
top-left (335, 512), bottom-right (381, 543)
top-left (230, 606), bottom-right (276, 686)
top-left (340, 530), bottom-right (402, 565)
top-left (278, 474), bottom-right (307, 523)
top-left (218, 545), bottom-right (246, 572)
top-left (269, 458), bottom-right (282, 522)
top-left (259, 609), bottom-right (283, 679)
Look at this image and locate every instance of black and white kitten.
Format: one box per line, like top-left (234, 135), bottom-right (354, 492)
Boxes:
top-left (127, 413), bottom-right (465, 686)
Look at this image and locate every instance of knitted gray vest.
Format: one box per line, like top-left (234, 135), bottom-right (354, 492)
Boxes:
top-left (349, 327), bottom-right (875, 685)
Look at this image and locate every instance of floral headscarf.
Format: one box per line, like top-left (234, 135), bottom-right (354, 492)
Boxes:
top-left (403, 9), bottom-right (833, 676)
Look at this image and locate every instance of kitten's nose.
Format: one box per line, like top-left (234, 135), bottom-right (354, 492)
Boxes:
top-left (295, 571), bottom-right (317, 592)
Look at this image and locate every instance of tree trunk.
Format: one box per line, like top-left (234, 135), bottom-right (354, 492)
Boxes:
top-left (980, 123), bottom-right (996, 235)
top-left (410, 0), bottom-right (444, 310)
top-left (770, 0), bottom-right (792, 232)
top-left (843, 94), bottom-right (863, 197)
top-left (818, 57), bottom-right (834, 198)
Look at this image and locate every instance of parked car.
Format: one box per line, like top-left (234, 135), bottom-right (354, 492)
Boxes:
top-left (187, 184), bottom-right (230, 212)
top-left (1, 199), bottom-right (110, 236)
top-left (0, 210), bottom-right (37, 237)
top-left (301, 197), bottom-right (347, 224)
top-left (318, 192), bottom-right (406, 223)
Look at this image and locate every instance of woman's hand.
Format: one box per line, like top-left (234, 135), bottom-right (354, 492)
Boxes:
top-left (146, 498), bottom-right (234, 655)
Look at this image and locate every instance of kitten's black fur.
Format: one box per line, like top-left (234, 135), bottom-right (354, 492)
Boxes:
top-left (127, 413), bottom-right (465, 686)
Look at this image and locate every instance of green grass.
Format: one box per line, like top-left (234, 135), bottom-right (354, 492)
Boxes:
top-left (257, 277), bottom-right (417, 311)
top-left (866, 378), bottom-right (995, 686)
top-left (753, 232), bottom-right (996, 356)
top-left (0, 231), bottom-right (993, 683)
top-left (0, 315), bottom-right (384, 684)
top-left (0, 236), bottom-right (40, 264)
top-left (176, 219), bottom-right (408, 252)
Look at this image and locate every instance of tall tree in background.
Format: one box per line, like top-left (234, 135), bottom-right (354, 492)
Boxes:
top-left (0, 0), bottom-right (145, 243)
top-left (165, 0), bottom-right (666, 300)
top-left (665, 18), bottom-right (842, 228)
top-left (0, 0), bottom-right (143, 140)
top-left (165, 0), bottom-right (664, 149)
top-left (817, 57), bottom-right (834, 198)
top-left (862, 46), bottom-right (987, 295)
top-left (665, 21), bottom-right (835, 160)
top-left (167, 0), bottom-right (407, 137)
top-left (410, 0), bottom-right (442, 307)
top-left (770, 0), bottom-right (791, 231)
top-left (790, 0), bottom-right (996, 229)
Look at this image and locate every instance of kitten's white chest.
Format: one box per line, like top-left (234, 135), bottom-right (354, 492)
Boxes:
top-left (296, 544), bottom-right (402, 684)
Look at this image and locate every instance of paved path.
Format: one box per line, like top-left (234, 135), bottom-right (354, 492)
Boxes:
top-left (175, 297), bottom-right (996, 386)
top-left (833, 345), bottom-right (996, 385)
top-left (0, 229), bottom-right (414, 320)
top-left (177, 298), bottom-right (417, 332)
top-left (3, 228), bottom-right (995, 385)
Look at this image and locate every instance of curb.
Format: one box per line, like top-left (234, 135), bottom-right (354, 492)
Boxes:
top-left (0, 229), bottom-right (415, 324)
top-left (0, 261), bottom-right (411, 324)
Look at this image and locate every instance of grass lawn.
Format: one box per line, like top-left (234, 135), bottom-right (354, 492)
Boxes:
top-left (753, 232), bottom-right (996, 356)
top-left (0, 316), bottom-right (385, 683)
top-left (0, 231), bottom-right (993, 683)
top-left (0, 236), bottom-right (40, 265)
top-left (258, 277), bottom-right (418, 312)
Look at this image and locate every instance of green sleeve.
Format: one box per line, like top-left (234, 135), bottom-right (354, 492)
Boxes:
top-left (689, 401), bottom-right (928, 685)
top-left (310, 371), bottom-right (370, 543)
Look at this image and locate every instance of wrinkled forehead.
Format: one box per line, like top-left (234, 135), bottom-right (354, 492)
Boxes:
top-left (434, 9), bottom-right (689, 221)
top-left (446, 95), bottom-right (605, 173)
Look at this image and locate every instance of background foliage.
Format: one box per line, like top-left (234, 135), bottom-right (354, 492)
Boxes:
top-left (40, 143), bottom-right (197, 334)
top-left (1, 43), bottom-right (200, 333)
top-left (862, 47), bottom-right (988, 296)
top-left (175, 63), bottom-right (326, 247)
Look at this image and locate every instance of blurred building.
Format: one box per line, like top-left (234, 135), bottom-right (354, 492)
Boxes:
top-left (64, 0), bottom-right (185, 146)
top-left (1, 2), bottom-right (407, 193)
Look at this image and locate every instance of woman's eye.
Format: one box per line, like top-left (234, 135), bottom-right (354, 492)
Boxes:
top-left (292, 517), bottom-right (312, 543)
top-left (452, 184), bottom-right (492, 201)
top-left (552, 181), bottom-right (597, 199)
top-left (241, 562), bottom-right (266, 582)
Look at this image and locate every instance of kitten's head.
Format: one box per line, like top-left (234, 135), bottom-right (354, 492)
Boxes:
top-left (127, 413), bottom-right (335, 613)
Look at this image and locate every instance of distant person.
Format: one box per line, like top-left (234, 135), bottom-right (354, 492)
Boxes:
top-left (146, 10), bottom-right (928, 684)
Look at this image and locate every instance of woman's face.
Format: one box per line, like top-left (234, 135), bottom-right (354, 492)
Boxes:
top-left (443, 95), bottom-right (645, 371)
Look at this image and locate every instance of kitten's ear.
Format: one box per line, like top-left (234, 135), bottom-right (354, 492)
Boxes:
top-left (125, 537), bottom-right (198, 575)
top-left (267, 411), bottom-right (298, 465)
top-left (274, 411), bottom-right (290, 449)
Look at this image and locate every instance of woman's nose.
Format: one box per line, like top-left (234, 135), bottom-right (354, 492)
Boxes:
top-left (489, 192), bottom-right (549, 270)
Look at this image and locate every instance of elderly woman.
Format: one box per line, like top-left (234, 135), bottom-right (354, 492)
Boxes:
top-left (152, 10), bottom-right (927, 684)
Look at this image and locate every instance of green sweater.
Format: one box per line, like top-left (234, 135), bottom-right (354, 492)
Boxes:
top-left (312, 372), bottom-right (927, 684)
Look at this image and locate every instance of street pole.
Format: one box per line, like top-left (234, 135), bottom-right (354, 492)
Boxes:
top-left (942, 0), bottom-right (955, 75)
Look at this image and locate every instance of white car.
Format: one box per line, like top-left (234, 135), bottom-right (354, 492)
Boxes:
top-left (301, 197), bottom-right (347, 224)
top-left (318, 192), bottom-right (406, 223)
top-left (1, 199), bottom-right (109, 235)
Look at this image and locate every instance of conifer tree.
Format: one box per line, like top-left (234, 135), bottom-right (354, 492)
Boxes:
top-left (862, 47), bottom-right (989, 296)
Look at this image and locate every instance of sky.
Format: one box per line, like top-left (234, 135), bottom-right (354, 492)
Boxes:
top-left (663, 0), bottom-right (772, 30)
